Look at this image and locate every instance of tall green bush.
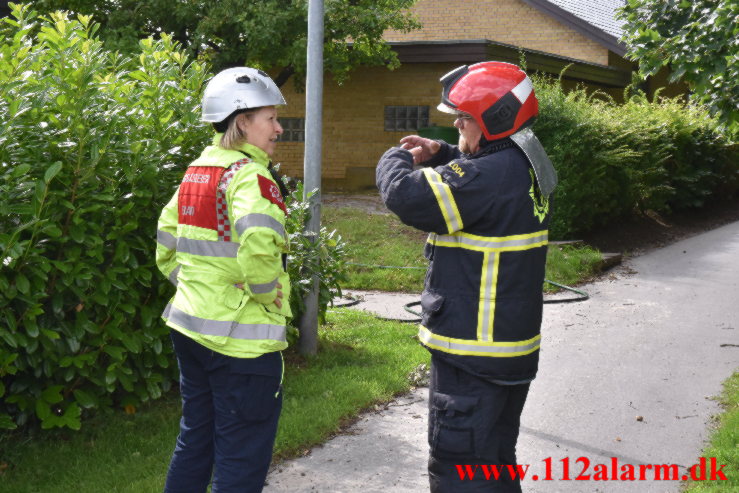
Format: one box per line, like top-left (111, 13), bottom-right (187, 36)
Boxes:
top-left (0, 5), bottom-right (346, 431)
top-left (532, 74), bottom-right (737, 239)
top-left (0, 5), bottom-right (210, 430)
top-left (615, 93), bottom-right (736, 211)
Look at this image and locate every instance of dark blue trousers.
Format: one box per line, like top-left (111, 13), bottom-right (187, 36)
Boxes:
top-left (428, 355), bottom-right (530, 493)
top-left (165, 329), bottom-right (283, 493)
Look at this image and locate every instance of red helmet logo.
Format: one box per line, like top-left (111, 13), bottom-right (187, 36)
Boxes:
top-left (438, 62), bottom-right (538, 141)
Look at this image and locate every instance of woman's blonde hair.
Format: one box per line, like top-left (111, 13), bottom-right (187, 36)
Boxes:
top-left (217, 109), bottom-right (258, 150)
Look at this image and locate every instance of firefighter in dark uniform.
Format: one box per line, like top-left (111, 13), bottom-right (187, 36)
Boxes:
top-left (376, 62), bottom-right (558, 492)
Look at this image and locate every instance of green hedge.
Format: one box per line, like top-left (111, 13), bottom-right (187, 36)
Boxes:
top-left (0, 6), bottom-right (212, 430)
top-left (0, 6), bottom-right (345, 431)
top-left (533, 75), bottom-right (738, 239)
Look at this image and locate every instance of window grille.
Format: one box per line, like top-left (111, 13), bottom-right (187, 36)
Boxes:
top-left (278, 117), bottom-right (305, 142)
top-left (384, 105), bottom-right (430, 131)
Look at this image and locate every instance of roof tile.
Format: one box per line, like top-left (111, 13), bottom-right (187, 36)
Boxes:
top-left (544, 0), bottom-right (626, 38)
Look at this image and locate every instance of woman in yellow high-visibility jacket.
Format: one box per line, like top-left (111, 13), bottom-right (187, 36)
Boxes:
top-left (156, 67), bottom-right (291, 493)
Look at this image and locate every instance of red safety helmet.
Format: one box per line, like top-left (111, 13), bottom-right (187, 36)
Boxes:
top-left (437, 62), bottom-right (538, 141)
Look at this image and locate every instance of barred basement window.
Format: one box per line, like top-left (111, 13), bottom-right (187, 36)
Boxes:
top-left (384, 105), bottom-right (430, 131)
top-left (278, 117), bottom-right (305, 142)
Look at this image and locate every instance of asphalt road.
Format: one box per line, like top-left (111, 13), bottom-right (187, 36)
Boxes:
top-left (264, 221), bottom-right (739, 493)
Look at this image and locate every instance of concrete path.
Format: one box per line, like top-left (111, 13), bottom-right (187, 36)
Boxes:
top-left (265, 222), bottom-right (739, 492)
top-left (332, 290), bottom-right (422, 322)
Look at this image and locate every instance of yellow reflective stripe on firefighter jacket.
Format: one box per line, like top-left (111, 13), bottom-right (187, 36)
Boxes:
top-left (376, 139), bottom-right (551, 382)
top-left (156, 134), bottom-right (291, 358)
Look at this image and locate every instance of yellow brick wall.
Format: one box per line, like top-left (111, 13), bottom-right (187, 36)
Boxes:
top-left (271, 81), bottom-right (306, 180)
top-left (272, 63), bottom-right (462, 186)
top-left (385, 0), bottom-right (608, 65)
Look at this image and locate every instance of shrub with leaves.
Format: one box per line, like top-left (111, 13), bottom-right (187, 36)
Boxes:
top-left (0, 4), bottom-right (211, 430)
top-left (0, 4), bottom-right (349, 431)
top-left (283, 182), bottom-right (347, 345)
top-left (533, 77), bottom-right (643, 238)
top-left (614, 92), bottom-right (737, 211)
top-left (532, 73), bottom-right (737, 239)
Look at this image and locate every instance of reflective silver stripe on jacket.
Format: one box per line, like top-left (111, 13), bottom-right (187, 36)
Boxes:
top-left (249, 278), bottom-right (279, 294)
top-left (235, 213), bottom-right (285, 237)
top-left (157, 230), bottom-right (177, 249)
top-left (163, 304), bottom-right (286, 342)
top-left (422, 168), bottom-right (464, 233)
top-left (428, 231), bottom-right (548, 252)
top-left (168, 265), bottom-right (181, 286)
top-left (176, 237), bottom-right (239, 258)
top-left (418, 326), bottom-right (540, 357)
top-left (477, 253), bottom-right (498, 342)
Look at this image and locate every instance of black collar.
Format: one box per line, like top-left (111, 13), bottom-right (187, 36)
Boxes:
top-left (238, 151), bottom-right (289, 198)
top-left (469, 138), bottom-right (515, 158)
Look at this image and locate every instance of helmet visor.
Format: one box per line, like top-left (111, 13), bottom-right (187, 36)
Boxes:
top-left (439, 65), bottom-right (469, 111)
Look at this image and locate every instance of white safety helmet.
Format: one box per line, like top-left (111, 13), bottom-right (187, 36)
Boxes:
top-left (201, 67), bottom-right (286, 123)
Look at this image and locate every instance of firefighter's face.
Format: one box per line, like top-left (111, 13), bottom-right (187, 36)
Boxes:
top-left (454, 112), bottom-right (482, 154)
top-left (241, 106), bottom-right (283, 156)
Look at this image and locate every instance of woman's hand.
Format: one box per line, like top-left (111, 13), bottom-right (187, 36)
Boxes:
top-left (399, 135), bottom-right (441, 165)
top-left (273, 283), bottom-right (283, 309)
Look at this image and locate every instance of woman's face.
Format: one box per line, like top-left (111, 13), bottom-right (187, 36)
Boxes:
top-left (240, 106), bottom-right (283, 156)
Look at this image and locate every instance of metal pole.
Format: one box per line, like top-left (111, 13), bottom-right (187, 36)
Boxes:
top-left (299, 0), bottom-right (324, 356)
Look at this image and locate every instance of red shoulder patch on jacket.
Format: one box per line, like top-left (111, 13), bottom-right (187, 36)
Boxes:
top-left (257, 174), bottom-right (287, 214)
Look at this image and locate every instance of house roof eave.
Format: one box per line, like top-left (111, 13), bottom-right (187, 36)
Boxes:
top-left (388, 40), bottom-right (631, 88)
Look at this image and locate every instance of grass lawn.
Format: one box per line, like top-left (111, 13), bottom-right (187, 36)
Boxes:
top-left (323, 205), bottom-right (603, 294)
top-left (322, 206), bottom-right (428, 292)
top-left (683, 372), bottom-right (738, 491)
top-left (0, 310), bottom-right (429, 493)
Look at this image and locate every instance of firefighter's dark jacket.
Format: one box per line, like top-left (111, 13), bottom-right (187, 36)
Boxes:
top-left (376, 139), bottom-right (551, 382)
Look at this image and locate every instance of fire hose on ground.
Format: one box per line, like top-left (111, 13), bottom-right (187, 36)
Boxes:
top-left (332, 262), bottom-right (589, 324)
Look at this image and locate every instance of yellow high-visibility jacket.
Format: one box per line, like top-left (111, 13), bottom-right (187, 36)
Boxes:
top-left (156, 135), bottom-right (291, 358)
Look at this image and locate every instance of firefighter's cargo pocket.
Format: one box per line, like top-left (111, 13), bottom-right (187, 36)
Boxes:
top-left (424, 240), bottom-right (435, 261)
top-left (429, 392), bottom-right (479, 457)
top-left (227, 373), bottom-right (281, 422)
top-left (421, 290), bottom-right (444, 326)
top-left (421, 290), bottom-right (444, 315)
